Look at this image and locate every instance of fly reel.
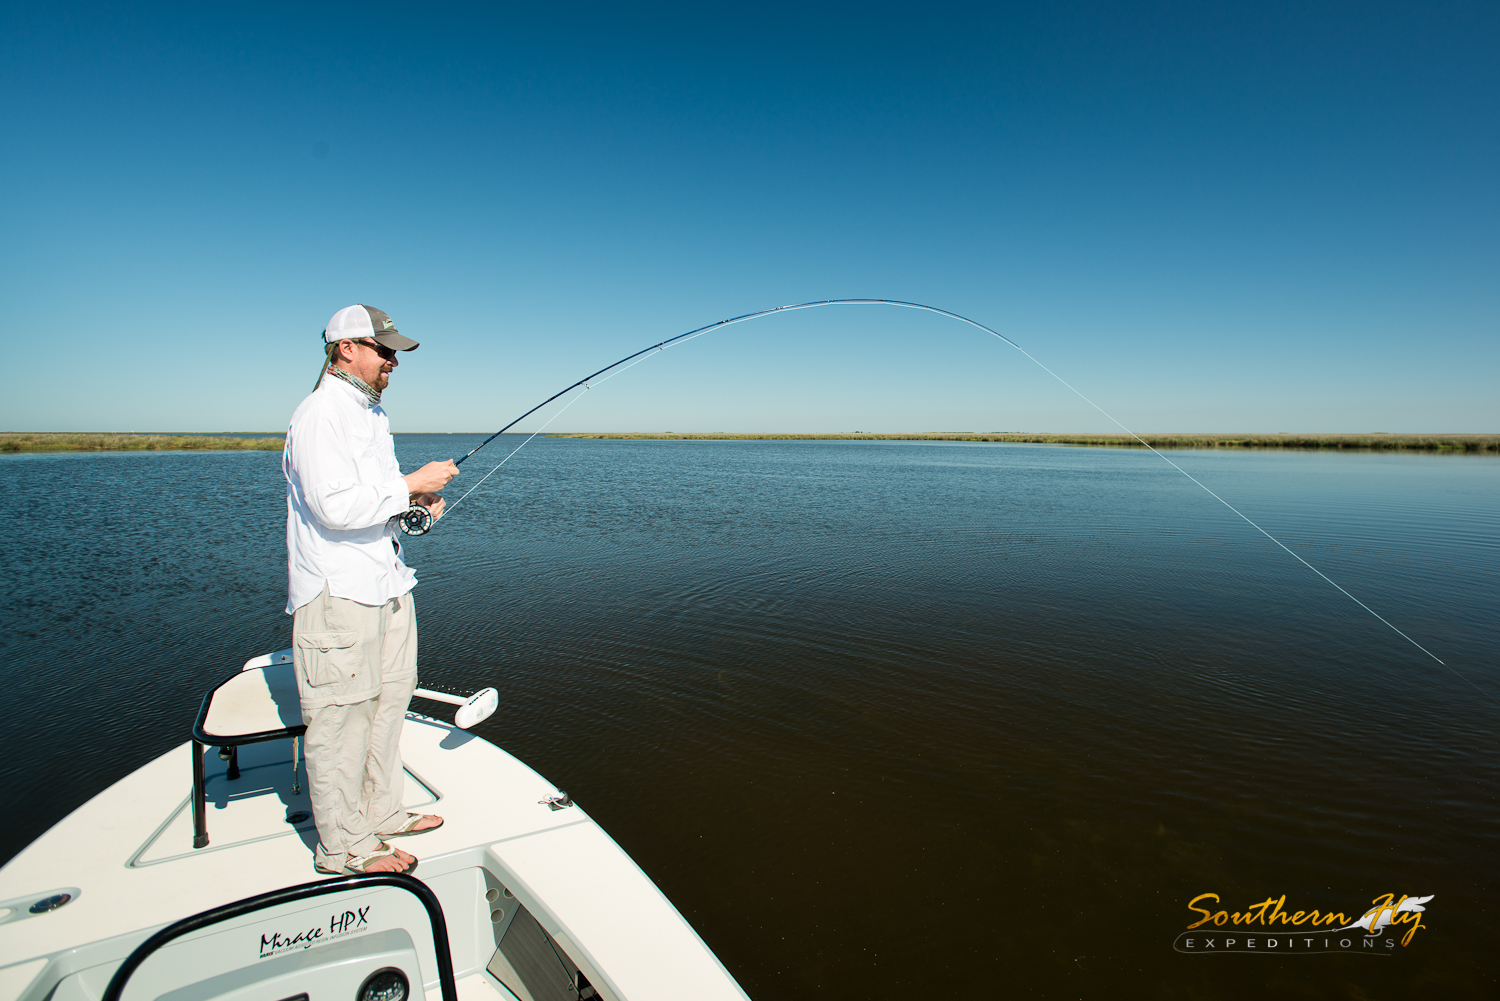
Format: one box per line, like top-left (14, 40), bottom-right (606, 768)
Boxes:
top-left (397, 504), bottom-right (434, 536)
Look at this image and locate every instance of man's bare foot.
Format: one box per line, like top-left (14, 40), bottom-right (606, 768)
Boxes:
top-left (317, 845), bottom-right (409, 875)
top-left (362, 851), bottom-right (409, 873)
top-left (381, 813), bottom-right (444, 837)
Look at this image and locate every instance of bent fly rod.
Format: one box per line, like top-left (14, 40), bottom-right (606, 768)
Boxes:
top-left (396, 299), bottom-right (1032, 537)
top-left (393, 296), bottom-right (1470, 687)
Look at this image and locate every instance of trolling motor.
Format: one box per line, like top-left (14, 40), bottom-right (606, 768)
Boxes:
top-left (243, 652), bottom-right (498, 730)
top-left (413, 686), bottom-right (500, 729)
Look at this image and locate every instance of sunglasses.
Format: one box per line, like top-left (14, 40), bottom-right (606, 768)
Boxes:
top-left (355, 338), bottom-right (398, 362)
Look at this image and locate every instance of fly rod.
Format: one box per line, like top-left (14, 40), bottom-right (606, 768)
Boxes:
top-left (395, 299), bottom-right (1025, 536)
top-left (391, 296), bottom-right (1473, 692)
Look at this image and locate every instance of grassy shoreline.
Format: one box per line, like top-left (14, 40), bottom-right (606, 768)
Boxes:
top-left (5, 431), bottom-right (1495, 454)
top-left (0, 433), bottom-right (284, 453)
top-left (548, 432), bottom-right (1500, 452)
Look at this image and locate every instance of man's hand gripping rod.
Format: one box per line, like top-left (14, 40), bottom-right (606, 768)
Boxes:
top-left (398, 459), bottom-right (463, 536)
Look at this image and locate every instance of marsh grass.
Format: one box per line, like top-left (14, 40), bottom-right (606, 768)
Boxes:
top-left (549, 432), bottom-right (1500, 452)
top-left (6, 431), bottom-right (1493, 454)
top-left (0, 433), bottom-right (284, 453)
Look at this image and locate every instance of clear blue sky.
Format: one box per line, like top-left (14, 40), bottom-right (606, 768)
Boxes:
top-left (3, 1), bottom-right (1495, 433)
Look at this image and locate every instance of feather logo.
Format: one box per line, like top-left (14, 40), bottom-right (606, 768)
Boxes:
top-left (1339, 894), bottom-right (1434, 944)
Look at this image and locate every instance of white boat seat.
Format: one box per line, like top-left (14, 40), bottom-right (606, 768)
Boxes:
top-left (189, 654), bottom-right (305, 850)
top-left (198, 663), bottom-right (303, 739)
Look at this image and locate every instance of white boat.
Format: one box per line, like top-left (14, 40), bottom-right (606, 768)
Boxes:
top-left (0, 650), bottom-right (751, 1001)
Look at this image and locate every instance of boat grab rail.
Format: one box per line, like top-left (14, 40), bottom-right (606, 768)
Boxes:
top-left (100, 873), bottom-right (458, 1001)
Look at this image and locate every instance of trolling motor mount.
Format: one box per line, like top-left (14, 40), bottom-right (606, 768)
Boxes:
top-left (398, 504), bottom-right (434, 536)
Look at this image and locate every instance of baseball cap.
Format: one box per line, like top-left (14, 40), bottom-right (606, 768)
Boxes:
top-left (322, 304), bottom-right (420, 351)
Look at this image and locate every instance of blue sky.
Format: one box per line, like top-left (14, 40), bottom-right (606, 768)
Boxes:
top-left (3, 1), bottom-right (1495, 433)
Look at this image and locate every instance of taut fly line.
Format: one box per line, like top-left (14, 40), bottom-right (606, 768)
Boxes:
top-left (399, 298), bottom-right (1481, 693)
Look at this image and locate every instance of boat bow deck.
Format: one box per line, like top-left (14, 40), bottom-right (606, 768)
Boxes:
top-left (0, 712), bottom-right (748, 1001)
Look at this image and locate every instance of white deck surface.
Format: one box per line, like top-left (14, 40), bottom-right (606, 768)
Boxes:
top-left (0, 711), bottom-right (749, 1001)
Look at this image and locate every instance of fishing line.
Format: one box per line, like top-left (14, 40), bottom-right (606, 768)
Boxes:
top-left (444, 385), bottom-right (588, 513)
top-left (404, 298), bottom-right (1486, 697)
top-left (439, 339), bottom-right (670, 518)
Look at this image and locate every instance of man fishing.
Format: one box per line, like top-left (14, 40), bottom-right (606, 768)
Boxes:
top-left (283, 304), bottom-right (459, 874)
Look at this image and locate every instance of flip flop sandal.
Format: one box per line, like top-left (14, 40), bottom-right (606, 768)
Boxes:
top-left (315, 842), bottom-right (417, 875)
top-left (380, 813), bottom-right (444, 838)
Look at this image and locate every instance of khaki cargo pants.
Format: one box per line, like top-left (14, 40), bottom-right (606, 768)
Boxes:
top-left (293, 583), bottom-right (417, 871)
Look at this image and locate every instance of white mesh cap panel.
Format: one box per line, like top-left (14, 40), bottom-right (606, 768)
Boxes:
top-left (324, 304), bottom-right (376, 342)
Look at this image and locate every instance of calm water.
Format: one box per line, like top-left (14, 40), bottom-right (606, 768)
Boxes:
top-left (2, 438), bottom-right (1497, 999)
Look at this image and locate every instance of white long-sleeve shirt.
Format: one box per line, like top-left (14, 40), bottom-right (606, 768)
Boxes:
top-left (283, 375), bottom-right (417, 614)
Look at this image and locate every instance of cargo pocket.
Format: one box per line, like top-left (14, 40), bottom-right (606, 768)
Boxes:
top-left (295, 630), bottom-right (359, 688)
